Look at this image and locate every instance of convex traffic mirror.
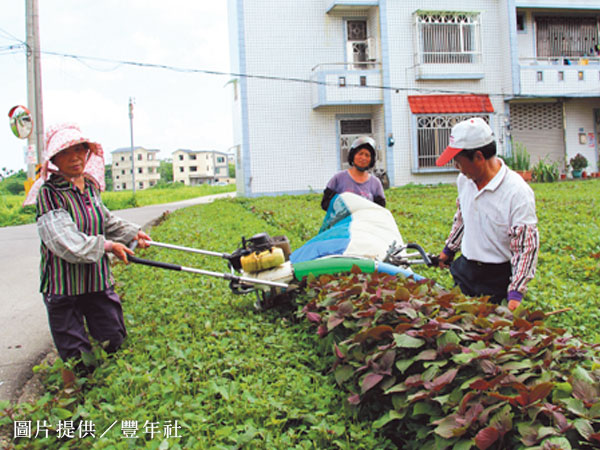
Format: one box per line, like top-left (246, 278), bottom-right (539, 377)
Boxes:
top-left (8, 105), bottom-right (33, 139)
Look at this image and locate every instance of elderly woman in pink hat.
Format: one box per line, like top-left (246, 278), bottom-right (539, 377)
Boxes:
top-left (24, 123), bottom-right (150, 374)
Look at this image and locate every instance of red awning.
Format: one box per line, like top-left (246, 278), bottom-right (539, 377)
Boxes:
top-left (407, 95), bottom-right (494, 114)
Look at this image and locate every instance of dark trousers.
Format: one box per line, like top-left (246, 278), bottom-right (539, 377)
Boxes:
top-left (450, 255), bottom-right (511, 304)
top-left (43, 287), bottom-right (127, 361)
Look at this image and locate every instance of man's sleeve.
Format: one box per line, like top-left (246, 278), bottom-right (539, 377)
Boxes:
top-left (443, 198), bottom-right (464, 256)
top-left (508, 224), bottom-right (539, 297)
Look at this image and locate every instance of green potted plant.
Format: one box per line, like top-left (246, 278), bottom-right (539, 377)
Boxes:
top-left (531, 157), bottom-right (559, 183)
top-left (569, 153), bottom-right (588, 178)
top-left (501, 141), bottom-right (531, 181)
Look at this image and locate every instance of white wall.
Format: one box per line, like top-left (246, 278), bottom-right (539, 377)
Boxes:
top-left (384, 1), bottom-right (512, 186)
top-left (564, 98), bottom-right (600, 173)
top-left (231, 0), bottom-right (525, 194)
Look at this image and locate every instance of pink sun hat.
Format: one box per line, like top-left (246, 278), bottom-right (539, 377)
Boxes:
top-left (23, 123), bottom-right (106, 206)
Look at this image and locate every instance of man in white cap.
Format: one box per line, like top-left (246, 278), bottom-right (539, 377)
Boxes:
top-left (435, 117), bottom-right (539, 311)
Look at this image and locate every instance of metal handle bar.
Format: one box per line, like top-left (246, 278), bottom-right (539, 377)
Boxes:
top-left (148, 241), bottom-right (231, 259)
top-left (405, 243), bottom-right (433, 266)
top-left (127, 254), bottom-right (289, 289)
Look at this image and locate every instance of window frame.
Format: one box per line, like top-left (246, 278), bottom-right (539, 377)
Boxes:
top-left (411, 113), bottom-right (492, 172)
top-left (414, 11), bottom-right (482, 65)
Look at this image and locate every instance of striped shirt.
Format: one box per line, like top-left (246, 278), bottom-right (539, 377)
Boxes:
top-left (444, 160), bottom-right (539, 295)
top-left (36, 175), bottom-right (139, 295)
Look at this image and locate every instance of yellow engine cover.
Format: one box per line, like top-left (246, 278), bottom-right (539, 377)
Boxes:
top-left (240, 247), bottom-right (285, 273)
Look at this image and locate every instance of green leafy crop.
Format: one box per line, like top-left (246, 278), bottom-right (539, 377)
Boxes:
top-left (298, 268), bottom-right (600, 449)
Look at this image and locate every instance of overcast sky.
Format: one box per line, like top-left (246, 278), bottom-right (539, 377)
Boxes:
top-left (1, 0), bottom-right (232, 173)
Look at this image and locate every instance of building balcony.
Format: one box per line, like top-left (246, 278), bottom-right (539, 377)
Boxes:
top-left (325, 0), bottom-right (378, 14)
top-left (519, 57), bottom-right (600, 97)
top-left (310, 62), bottom-right (383, 109)
top-left (413, 53), bottom-right (484, 80)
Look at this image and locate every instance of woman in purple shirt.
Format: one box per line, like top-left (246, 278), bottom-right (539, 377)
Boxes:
top-left (321, 136), bottom-right (386, 210)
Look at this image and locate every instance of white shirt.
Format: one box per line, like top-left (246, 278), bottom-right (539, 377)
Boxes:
top-left (457, 159), bottom-right (537, 263)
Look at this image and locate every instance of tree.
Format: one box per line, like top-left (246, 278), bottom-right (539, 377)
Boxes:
top-left (159, 160), bottom-right (173, 183)
top-left (228, 162), bottom-right (236, 179)
top-left (104, 164), bottom-right (113, 191)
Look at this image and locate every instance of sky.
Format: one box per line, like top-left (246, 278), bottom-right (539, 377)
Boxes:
top-left (1, 0), bottom-right (233, 174)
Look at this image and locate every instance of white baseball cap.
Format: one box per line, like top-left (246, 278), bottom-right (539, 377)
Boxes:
top-left (436, 118), bottom-right (494, 166)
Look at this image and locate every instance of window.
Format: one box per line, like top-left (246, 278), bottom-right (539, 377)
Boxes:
top-left (415, 114), bottom-right (490, 169)
top-left (138, 168), bottom-right (143, 174)
top-left (121, 170), bottom-right (125, 175)
top-left (115, 162), bottom-right (119, 167)
top-left (179, 167), bottom-right (184, 172)
top-left (139, 182), bottom-right (143, 189)
top-left (217, 157), bottom-right (225, 163)
top-left (122, 183), bottom-right (127, 189)
top-left (116, 175), bottom-right (120, 179)
top-left (346, 20), bottom-right (370, 69)
top-left (535, 16), bottom-right (598, 58)
top-left (190, 166), bottom-right (197, 172)
top-left (121, 156), bottom-right (125, 161)
top-left (137, 154), bottom-right (142, 161)
top-left (415, 12), bottom-right (481, 64)
top-left (179, 154), bottom-right (184, 161)
top-left (148, 153), bottom-right (154, 160)
top-left (516, 13), bottom-right (525, 32)
top-left (190, 154), bottom-right (197, 160)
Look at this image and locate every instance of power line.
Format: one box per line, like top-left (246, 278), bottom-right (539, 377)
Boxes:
top-left (0, 26), bottom-right (25, 44)
top-left (35, 49), bottom-right (513, 97)
top-left (3, 46), bottom-right (598, 98)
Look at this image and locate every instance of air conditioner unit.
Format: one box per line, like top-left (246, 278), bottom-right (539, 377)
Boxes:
top-left (366, 37), bottom-right (378, 61)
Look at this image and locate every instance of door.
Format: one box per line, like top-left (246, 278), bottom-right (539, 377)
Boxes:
top-left (509, 102), bottom-right (565, 171)
top-left (339, 118), bottom-right (373, 170)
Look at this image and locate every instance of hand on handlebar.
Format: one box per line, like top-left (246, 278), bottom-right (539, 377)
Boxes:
top-left (111, 242), bottom-right (134, 264)
top-left (437, 251), bottom-right (452, 269)
top-left (135, 230), bottom-right (151, 249)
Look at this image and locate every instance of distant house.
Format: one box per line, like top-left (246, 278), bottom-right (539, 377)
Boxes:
top-left (172, 149), bottom-right (230, 185)
top-left (111, 147), bottom-right (160, 191)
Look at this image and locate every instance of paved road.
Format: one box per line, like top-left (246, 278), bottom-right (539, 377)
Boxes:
top-left (0, 192), bottom-right (235, 402)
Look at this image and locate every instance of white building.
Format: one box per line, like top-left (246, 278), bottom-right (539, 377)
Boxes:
top-left (228, 0), bottom-right (600, 196)
top-left (111, 147), bottom-right (161, 191)
top-left (511, 1), bottom-right (599, 171)
top-left (172, 149), bottom-right (230, 185)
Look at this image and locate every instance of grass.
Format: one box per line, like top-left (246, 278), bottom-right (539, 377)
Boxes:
top-left (1, 179), bottom-right (598, 449)
top-left (0, 183), bottom-right (236, 227)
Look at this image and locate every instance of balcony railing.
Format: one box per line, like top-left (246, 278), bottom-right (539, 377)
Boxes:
top-left (310, 62), bottom-right (383, 109)
top-left (413, 51), bottom-right (484, 80)
top-left (518, 57), bottom-right (600, 97)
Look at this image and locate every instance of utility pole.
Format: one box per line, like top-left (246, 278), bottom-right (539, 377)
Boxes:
top-left (128, 97), bottom-right (136, 193)
top-left (26, 0), bottom-right (44, 180)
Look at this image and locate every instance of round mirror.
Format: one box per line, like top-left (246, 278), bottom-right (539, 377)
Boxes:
top-left (8, 105), bottom-right (33, 139)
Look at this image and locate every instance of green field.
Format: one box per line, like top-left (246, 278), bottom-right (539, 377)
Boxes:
top-left (1, 179), bottom-right (599, 449)
top-left (0, 183), bottom-right (236, 227)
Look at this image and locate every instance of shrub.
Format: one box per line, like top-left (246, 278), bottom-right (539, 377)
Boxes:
top-left (4, 180), bottom-right (25, 195)
top-left (532, 158), bottom-right (560, 183)
top-left (569, 154), bottom-right (588, 171)
top-left (501, 141), bottom-right (531, 171)
top-left (298, 268), bottom-right (600, 449)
